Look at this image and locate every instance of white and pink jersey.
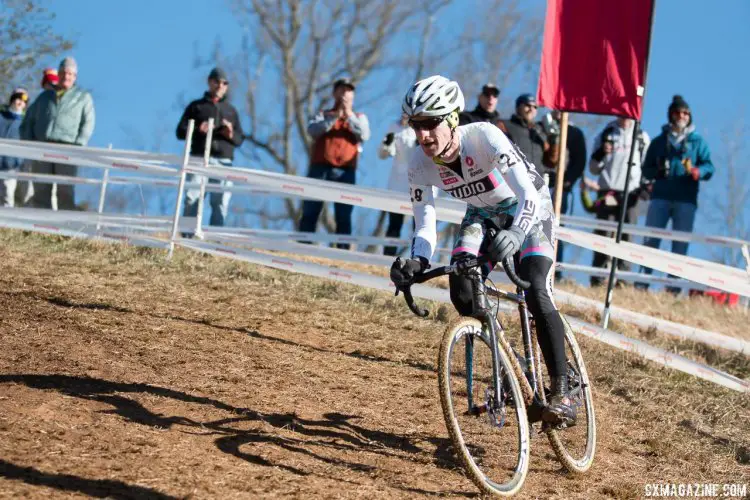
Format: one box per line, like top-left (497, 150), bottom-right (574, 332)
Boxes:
top-left (407, 122), bottom-right (553, 261)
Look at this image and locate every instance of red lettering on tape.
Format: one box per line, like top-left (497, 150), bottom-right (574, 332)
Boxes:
top-left (708, 277), bottom-right (725, 285)
top-left (33, 224), bottom-right (60, 231)
top-left (340, 194), bottom-right (363, 202)
top-left (281, 184), bottom-right (305, 193)
top-left (628, 253), bottom-right (644, 261)
top-left (227, 175), bottom-right (249, 182)
top-left (111, 162), bottom-right (139, 170)
top-left (216, 247), bottom-right (236, 255)
top-left (667, 264), bottom-right (682, 272)
top-left (329, 270), bottom-right (352, 280)
top-left (271, 258), bottom-right (293, 267)
top-left (43, 153), bottom-right (69, 160)
top-left (593, 242), bottom-right (606, 249)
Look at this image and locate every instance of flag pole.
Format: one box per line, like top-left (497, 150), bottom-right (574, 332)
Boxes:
top-left (601, 0), bottom-right (657, 329)
top-left (552, 111), bottom-right (569, 282)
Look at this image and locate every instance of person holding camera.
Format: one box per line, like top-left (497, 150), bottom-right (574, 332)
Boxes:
top-left (378, 113), bottom-right (416, 255)
top-left (587, 117), bottom-right (650, 286)
top-left (176, 67), bottom-right (244, 232)
top-left (636, 95), bottom-right (714, 293)
top-left (299, 78), bottom-right (370, 249)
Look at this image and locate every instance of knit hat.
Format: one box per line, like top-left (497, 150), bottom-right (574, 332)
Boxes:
top-left (668, 95), bottom-right (691, 123)
top-left (59, 56), bottom-right (78, 73)
top-left (41, 68), bottom-right (59, 88)
top-left (208, 67), bottom-right (228, 82)
top-left (9, 88), bottom-right (28, 104)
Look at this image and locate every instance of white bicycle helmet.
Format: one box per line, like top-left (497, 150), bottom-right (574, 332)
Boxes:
top-left (402, 75), bottom-right (465, 118)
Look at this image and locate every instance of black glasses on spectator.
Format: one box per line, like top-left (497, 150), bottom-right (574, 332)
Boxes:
top-left (217, 80), bottom-right (229, 86)
top-left (409, 116), bottom-right (446, 131)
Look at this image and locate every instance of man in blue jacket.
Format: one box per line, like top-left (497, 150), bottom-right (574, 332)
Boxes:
top-left (0, 88), bottom-right (28, 207)
top-left (636, 95), bottom-right (714, 293)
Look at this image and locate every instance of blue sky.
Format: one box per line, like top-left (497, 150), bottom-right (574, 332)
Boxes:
top-left (40, 0), bottom-right (750, 272)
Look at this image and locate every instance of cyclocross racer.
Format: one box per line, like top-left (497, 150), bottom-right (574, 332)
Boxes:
top-left (390, 75), bottom-right (576, 426)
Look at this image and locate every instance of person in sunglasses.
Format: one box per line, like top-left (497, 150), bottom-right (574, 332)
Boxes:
top-left (498, 94), bottom-right (549, 181)
top-left (458, 83), bottom-right (501, 126)
top-left (390, 75), bottom-right (576, 426)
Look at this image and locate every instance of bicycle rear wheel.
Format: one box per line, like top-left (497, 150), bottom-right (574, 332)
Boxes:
top-left (438, 317), bottom-right (530, 496)
top-left (537, 316), bottom-right (596, 473)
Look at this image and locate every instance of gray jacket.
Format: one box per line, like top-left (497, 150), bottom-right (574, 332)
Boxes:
top-left (21, 86), bottom-right (96, 145)
top-left (589, 120), bottom-right (650, 191)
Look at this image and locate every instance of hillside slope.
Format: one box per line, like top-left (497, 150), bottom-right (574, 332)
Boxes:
top-left (0, 231), bottom-right (747, 499)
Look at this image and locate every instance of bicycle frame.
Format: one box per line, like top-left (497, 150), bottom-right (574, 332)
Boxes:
top-left (395, 254), bottom-right (542, 416)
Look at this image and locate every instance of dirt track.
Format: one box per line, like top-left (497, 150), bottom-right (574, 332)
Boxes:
top-left (0, 232), bottom-right (747, 499)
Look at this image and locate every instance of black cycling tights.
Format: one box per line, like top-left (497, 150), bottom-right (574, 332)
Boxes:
top-left (449, 254), bottom-right (568, 377)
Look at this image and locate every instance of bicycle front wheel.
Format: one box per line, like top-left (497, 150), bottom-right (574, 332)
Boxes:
top-left (438, 317), bottom-right (530, 497)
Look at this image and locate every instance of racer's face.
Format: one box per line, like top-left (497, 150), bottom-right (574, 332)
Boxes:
top-left (411, 117), bottom-right (451, 157)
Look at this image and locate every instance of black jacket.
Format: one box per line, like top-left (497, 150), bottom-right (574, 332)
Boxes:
top-left (559, 124), bottom-right (587, 189)
top-left (176, 92), bottom-right (244, 160)
top-left (458, 105), bottom-right (500, 126)
top-left (500, 114), bottom-right (547, 176)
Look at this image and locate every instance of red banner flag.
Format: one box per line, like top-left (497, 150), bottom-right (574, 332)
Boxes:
top-left (537, 0), bottom-right (654, 118)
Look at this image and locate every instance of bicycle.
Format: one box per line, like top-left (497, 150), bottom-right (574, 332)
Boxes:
top-left (394, 249), bottom-right (596, 497)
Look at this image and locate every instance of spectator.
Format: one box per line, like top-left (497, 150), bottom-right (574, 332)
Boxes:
top-left (20, 57), bottom-right (95, 210)
top-left (378, 112), bottom-right (416, 256)
top-left (41, 68), bottom-right (59, 91)
top-left (458, 83), bottom-right (500, 125)
top-left (588, 117), bottom-right (650, 286)
top-left (539, 110), bottom-right (587, 278)
top-left (0, 88), bottom-right (28, 207)
top-left (636, 95), bottom-right (714, 293)
top-left (298, 78), bottom-right (370, 249)
top-left (498, 94), bottom-right (548, 178)
top-left (16, 68), bottom-right (60, 207)
top-left (176, 67), bottom-right (244, 233)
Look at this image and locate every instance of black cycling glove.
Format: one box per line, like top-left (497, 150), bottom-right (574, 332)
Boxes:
top-left (390, 257), bottom-right (426, 287)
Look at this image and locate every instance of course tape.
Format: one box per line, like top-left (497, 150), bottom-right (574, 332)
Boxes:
top-left (177, 238), bottom-right (749, 393)
top-left (198, 228), bottom-right (749, 357)
top-left (563, 214), bottom-right (750, 249)
top-left (2, 137), bottom-right (748, 252)
top-left (554, 290), bottom-right (750, 355)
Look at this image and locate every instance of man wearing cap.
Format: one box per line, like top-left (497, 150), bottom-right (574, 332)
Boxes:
top-left (41, 68), bottom-right (59, 91)
top-left (636, 95), bottom-right (714, 293)
top-left (458, 83), bottom-right (501, 125)
top-left (0, 88), bottom-right (28, 207)
top-left (298, 78), bottom-right (370, 248)
top-left (176, 67), bottom-right (244, 232)
top-left (498, 94), bottom-right (548, 179)
top-left (21, 56), bottom-right (95, 210)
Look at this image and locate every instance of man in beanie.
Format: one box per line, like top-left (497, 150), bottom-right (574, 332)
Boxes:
top-left (498, 94), bottom-right (548, 178)
top-left (0, 88), bottom-right (28, 207)
top-left (636, 95), bottom-right (714, 293)
top-left (298, 77), bottom-right (370, 249)
top-left (21, 56), bottom-right (95, 210)
top-left (176, 67), bottom-right (244, 233)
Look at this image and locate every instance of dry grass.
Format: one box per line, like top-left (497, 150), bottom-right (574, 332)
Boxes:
top-left (0, 229), bottom-right (747, 499)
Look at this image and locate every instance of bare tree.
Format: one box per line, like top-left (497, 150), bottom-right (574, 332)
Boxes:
top-left (707, 115), bottom-right (750, 268)
top-left (0, 1), bottom-right (73, 97)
